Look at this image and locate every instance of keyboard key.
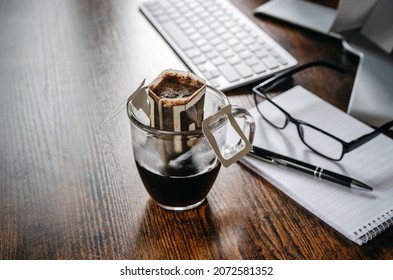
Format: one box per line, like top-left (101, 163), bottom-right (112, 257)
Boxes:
top-left (209, 78), bottom-right (221, 88)
top-left (189, 32), bottom-right (202, 41)
top-left (199, 26), bottom-right (211, 35)
top-left (239, 50), bottom-right (253, 59)
top-left (159, 0), bottom-right (172, 8)
top-left (202, 70), bottom-right (214, 80)
top-left (222, 49), bottom-right (235, 59)
top-left (200, 44), bottom-right (213, 53)
top-left (194, 21), bottom-right (205, 30)
top-left (173, 16), bottom-right (187, 25)
top-left (198, 61), bottom-right (216, 73)
top-left (252, 63), bottom-right (267, 74)
top-left (242, 37), bottom-right (254, 46)
top-left (169, 10), bottom-right (181, 19)
top-left (216, 43), bottom-right (228, 52)
top-left (184, 26), bottom-right (197, 35)
top-left (205, 31), bottom-right (216, 40)
top-left (217, 63), bottom-right (240, 82)
top-left (179, 21), bottom-right (192, 30)
top-left (263, 41), bottom-right (274, 51)
top-left (234, 62), bottom-right (253, 78)
top-left (277, 55), bottom-right (289, 65)
top-left (162, 21), bottom-right (193, 50)
top-left (235, 31), bottom-right (248, 40)
top-left (140, 0), bottom-right (297, 91)
top-left (233, 44), bottom-right (246, 53)
top-left (206, 49), bottom-right (219, 59)
top-left (221, 32), bottom-right (233, 41)
top-left (270, 49), bottom-right (281, 58)
top-left (230, 25), bottom-right (242, 34)
top-left (146, 4), bottom-right (162, 14)
top-left (210, 37), bottom-right (221, 46)
top-left (194, 6), bottom-right (204, 15)
top-left (195, 38), bottom-right (208, 47)
top-left (227, 37), bottom-right (239, 47)
top-left (262, 56), bottom-right (280, 69)
top-left (228, 55), bottom-right (241, 65)
top-left (202, 68), bottom-right (220, 80)
top-left (183, 11), bottom-right (194, 19)
top-left (245, 55), bottom-right (259, 66)
top-left (210, 21), bottom-right (221, 30)
top-left (255, 48), bottom-right (269, 58)
top-left (144, 1), bottom-right (159, 9)
top-left (212, 56), bottom-right (225, 66)
top-left (209, 69), bottom-right (220, 78)
top-left (185, 48), bottom-right (201, 58)
top-left (248, 42), bottom-right (261, 52)
top-left (215, 26), bottom-right (227, 35)
top-left (155, 13), bottom-right (170, 23)
top-left (192, 55), bottom-right (207, 65)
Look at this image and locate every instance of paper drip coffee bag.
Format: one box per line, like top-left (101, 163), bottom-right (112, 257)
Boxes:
top-left (147, 70), bottom-right (206, 132)
top-left (120, 69), bottom-right (253, 172)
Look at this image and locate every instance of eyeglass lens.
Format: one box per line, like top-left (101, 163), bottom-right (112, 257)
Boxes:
top-left (299, 124), bottom-right (344, 160)
top-left (253, 61), bottom-right (392, 161)
top-left (254, 93), bottom-right (344, 160)
top-left (255, 94), bottom-right (287, 129)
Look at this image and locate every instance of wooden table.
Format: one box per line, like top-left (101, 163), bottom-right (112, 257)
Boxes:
top-left (1, 0), bottom-right (392, 260)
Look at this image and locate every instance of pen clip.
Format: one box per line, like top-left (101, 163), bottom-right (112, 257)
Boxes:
top-left (249, 150), bottom-right (278, 165)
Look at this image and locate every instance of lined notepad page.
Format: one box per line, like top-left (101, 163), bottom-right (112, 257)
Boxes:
top-left (241, 86), bottom-right (393, 245)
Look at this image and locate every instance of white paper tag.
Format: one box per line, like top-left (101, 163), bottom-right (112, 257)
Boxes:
top-left (103, 79), bottom-right (149, 124)
top-left (202, 104), bottom-right (252, 168)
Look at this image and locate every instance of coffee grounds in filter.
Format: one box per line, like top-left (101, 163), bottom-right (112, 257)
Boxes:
top-left (153, 74), bottom-right (204, 99)
top-left (147, 70), bottom-right (206, 132)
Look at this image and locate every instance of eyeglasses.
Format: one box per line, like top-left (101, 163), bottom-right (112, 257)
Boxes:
top-left (252, 61), bottom-right (393, 161)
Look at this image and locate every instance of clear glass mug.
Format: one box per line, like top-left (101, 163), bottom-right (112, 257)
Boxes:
top-left (127, 85), bottom-right (255, 211)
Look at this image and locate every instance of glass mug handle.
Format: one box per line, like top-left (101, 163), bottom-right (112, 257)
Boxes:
top-left (202, 104), bottom-right (255, 167)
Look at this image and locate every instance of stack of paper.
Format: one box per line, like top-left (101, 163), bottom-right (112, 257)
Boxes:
top-left (241, 85), bottom-right (393, 245)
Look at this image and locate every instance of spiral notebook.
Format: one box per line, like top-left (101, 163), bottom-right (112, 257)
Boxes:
top-left (241, 86), bottom-right (393, 245)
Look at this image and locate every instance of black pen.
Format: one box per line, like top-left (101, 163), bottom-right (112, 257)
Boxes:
top-left (249, 146), bottom-right (373, 191)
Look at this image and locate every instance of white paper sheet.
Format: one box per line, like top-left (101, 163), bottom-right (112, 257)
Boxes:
top-left (241, 86), bottom-right (393, 245)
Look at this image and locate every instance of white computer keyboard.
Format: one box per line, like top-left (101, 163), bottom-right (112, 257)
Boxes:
top-left (140, 0), bottom-right (297, 91)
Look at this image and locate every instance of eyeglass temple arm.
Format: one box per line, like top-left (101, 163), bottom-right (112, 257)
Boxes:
top-left (252, 61), bottom-right (346, 95)
top-left (347, 120), bottom-right (393, 152)
top-left (252, 75), bottom-right (289, 96)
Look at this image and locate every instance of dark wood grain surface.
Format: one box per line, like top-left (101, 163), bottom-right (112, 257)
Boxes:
top-left (1, 0), bottom-right (392, 260)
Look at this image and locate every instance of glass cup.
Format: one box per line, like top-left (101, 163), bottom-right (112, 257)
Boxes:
top-left (127, 85), bottom-right (255, 211)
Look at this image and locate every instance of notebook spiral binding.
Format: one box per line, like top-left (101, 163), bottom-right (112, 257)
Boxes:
top-left (354, 209), bottom-right (393, 244)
